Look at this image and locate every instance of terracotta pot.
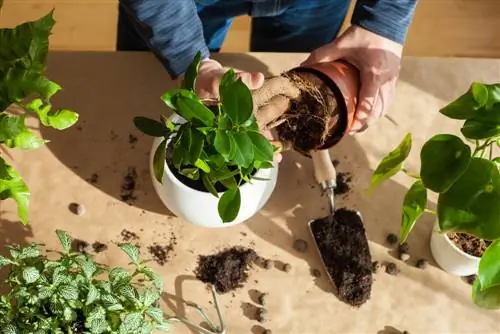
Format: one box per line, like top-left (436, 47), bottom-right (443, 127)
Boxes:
top-left (290, 60), bottom-right (360, 150)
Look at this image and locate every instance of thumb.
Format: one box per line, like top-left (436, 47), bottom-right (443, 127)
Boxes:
top-left (236, 71), bottom-right (265, 90)
top-left (350, 70), bottom-right (379, 133)
top-left (301, 43), bottom-right (344, 66)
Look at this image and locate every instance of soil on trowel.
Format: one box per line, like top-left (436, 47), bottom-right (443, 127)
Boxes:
top-left (310, 208), bottom-right (372, 307)
top-left (194, 246), bottom-right (258, 294)
top-left (448, 232), bottom-right (491, 257)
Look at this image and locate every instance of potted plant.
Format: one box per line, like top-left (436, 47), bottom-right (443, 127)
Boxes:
top-left (134, 52), bottom-right (279, 227)
top-left (0, 7), bottom-right (79, 224)
top-left (368, 81), bottom-right (500, 309)
top-left (0, 230), bottom-right (170, 332)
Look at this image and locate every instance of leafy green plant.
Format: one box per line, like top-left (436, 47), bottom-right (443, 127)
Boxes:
top-left (134, 52), bottom-right (276, 223)
top-left (368, 82), bottom-right (500, 308)
top-left (0, 7), bottom-right (79, 224)
top-left (0, 230), bottom-right (169, 333)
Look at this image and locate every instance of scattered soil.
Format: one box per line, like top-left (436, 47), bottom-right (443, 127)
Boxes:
top-left (194, 247), bottom-right (258, 294)
top-left (72, 239), bottom-right (89, 254)
top-left (283, 263), bottom-right (292, 273)
top-left (292, 239), bottom-right (308, 253)
top-left (310, 208), bottom-right (373, 307)
top-left (86, 173), bottom-right (99, 184)
top-left (69, 202), bottom-right (85, 216)
top-left (120, 229), bottom-right (139, 242)
top-left (371, 261), bottom-right (381, 273)
top-left (464, 274), bottom-right (477, 285)
top-left (92, 241), bottom-right (108, 253)
top-left (146, 232), bottom-right (177, 266)
top-left (335, 172), bottom-right (352, 196)
top-left (258, 293), bottom-right (268, 306)
top-left (263, 330), bottom-right (273, 334)
top-left (385, 262), bottom-right (400, 276)
top-left (128, 134), bottom-right (138, 145)
top-left (448, 232), bottom-right (491, 257)
top-left (332, 159), bottom-right (340, 167)
top-left (69, 311), bottom-right (85, 333)
top-left (256, 308), bottom-right (268, 323)
top-left (398, 242), bottom-right (409, 254)
top-left (275, 70), bottom-right (341, 155)
top-left (386, 233), bottom-right (398, 245)
top-left (311, 268), bottom-right (322, 278)
top-left (120, 167), bottom-right (138, 204)
top-left (261, 258), bottom-right (273, 269)
top-left (416, 259), bottom-right (428, 269)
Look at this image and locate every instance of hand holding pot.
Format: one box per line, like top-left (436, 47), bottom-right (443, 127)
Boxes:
top-left (302, 25), bottom-right (403, 133)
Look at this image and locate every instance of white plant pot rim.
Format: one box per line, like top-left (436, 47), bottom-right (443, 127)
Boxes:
top-left (437, 225), bottom-right (481, 260)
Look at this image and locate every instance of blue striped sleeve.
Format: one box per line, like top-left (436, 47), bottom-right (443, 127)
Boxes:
top-left (120, 0), bottom-right (210, 79)
top-left (351, 0), bottom-right (418, 45)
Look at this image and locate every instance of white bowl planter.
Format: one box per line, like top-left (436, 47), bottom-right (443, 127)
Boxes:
top-left (149, 114), bottom-right (279, 228)
top-left (429, 220), bottom-right (480, 276)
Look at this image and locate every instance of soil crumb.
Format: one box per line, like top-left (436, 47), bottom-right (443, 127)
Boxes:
top-left (129, 134), bottom-right (138, 145)
top-left (120, 229), bottom-right (139, 242)
top-left (92, 241), bottom-right (108, 253)
top-left (335, 172), bottom-right (352, 196)
top-left (86, 173), bottom-right (99, 184)
top-left (121, 167), bottom-right (138, 204)
top-left (310, 208), bottom-right (372, 307)
top-left (69, 202), bottom-right (85, 216)
top-left (72, 239), bottom-right (89, 254)
top-left (194, 247), bottom-right (258, 294)
top-left (448, 232), bottom-right (491, 257)
top-left (293, 239), bottom-right (308, 253)
top-left (147, 233), bottom-right (177, 266)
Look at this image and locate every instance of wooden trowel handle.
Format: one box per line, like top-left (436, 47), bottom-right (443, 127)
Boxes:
top-left (311, 150), bottom-right (337, 190)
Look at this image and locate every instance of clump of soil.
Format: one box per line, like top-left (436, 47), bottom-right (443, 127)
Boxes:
top-left (398, 242), bottom-right (409, 254)
top-left (335, 172), bottom-right (352, 196)
top-left (385, 262), bottom-right (400, 276)
top-left (129, 134), bottom-right (138, 145)
top-left (386, 233), bottom-right (398, 245)
top-left (448, 232), bottom-right (491, 257)
top-left (120, 229), bottom-right (139, 242)
top-left (194, 247), bottom-right (258, 294)
top-left (147, 234), bottom-right (177, 266)
top-left (121, 167), bottom-right (138, 204)
top-left (292, 239), bottom-right (308, 253)
top-left (311, 268), bottom-right (322, 277)
top-left (69, 202), bottom-right (85, 216)
top-left (86, 173), bottom-right (99, 184)
top-left (464, 274), bottom-right (477, 285)
top-left (371, 261), bottom-right (381, 273)
top-left (282, 263), bottom-right (292, 273)
top-left (310, 208), bottom-right (372, 307)
top-left (92, 241), bottom-right (108, 253)
top-left (72, 239), bottom-right (89, 254)
top-left (416, 259), bottom-right (428, 269)
top-left (269, 71), bottom-right (340, 155)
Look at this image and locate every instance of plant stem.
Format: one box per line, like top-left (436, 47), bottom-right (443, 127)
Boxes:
top-left (424, 208), bottom-right (436, 215)
top-left (473, 140), bottom-right (492, 157)
top-left (402, 168), bottom-right (420, 179)
top-left (489, 142), bottom-right (494, 160)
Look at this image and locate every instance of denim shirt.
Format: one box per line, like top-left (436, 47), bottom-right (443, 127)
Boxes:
top-left (121, 0), bottom-right (417, 79)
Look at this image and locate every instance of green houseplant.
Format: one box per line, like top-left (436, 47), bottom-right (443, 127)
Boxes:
top-left (0, 7), bottom-right (79, 224)
top-left (0, 230), bottom-right (170, 333)
top-left (134, 52), bottom-right (278, 225)
top-left (368, 82), bottom-right (500, 309)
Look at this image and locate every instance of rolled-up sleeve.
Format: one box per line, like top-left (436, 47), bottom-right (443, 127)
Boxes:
top-left (120, 0), bottom-right (210, 78)
top-left (351, 0), bottom-right (418, 45)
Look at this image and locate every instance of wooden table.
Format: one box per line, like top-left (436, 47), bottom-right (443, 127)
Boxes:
top-left (1, 52), bottom-right (499, 333)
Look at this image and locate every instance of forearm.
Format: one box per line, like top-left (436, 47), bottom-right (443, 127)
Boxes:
top-left (351, 0), bottom-right (418, 45)
top-left (119, 0), bottom-right (209, 79)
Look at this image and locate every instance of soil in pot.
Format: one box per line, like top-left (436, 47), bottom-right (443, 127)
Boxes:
top-left (310, 208), bottom-right (373, 307)
top-left (448, 232), bottom-right (492, 257)
top-left (194, 246), bottom-right (258, 294)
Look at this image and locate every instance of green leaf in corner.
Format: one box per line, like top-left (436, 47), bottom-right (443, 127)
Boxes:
top-left (437, 158), bottom-right (500, 240)
top-left (119, 243), bottom-right (140, 263)
top-left (181, 51), bottom-right (202, 91)
top-left (478, 240), bottom-right (500, 290)
top-left (202, 173), bottom-right (219, 198)
top-left (247, 130), bottom-right (274, 162)
top-left (133, 116), bottom-right (166, 137)
top-left (56, 230), bottom-right (72, 252)
top-left (232, 132), bottom-right (254, 168)
top-left (220, 77), bottom-right (253, 125)
top-left (0, 157), bottom-right (30, 224)
top-left (420, 134), bottom-right (471, 193)
top-left (472, 276), bottom-right (500, 309)
top-left (368, 133), bottom-right (412, 193)
top-left (400, 180), bottom-right (427, 243)
top-left (24, 99), bottom-right (78, 130)
top-left (218, 188), bottom-right (241, 223)
top-left (461, 118), bottom-right (500, 140)
top-left (153, 138), bottom-right (167, 183)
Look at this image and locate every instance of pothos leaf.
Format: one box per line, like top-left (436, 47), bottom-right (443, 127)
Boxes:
top-left (218, 188), bottom-right (241, 223)
top-left (0, 157), bottom-right (30, 225)
top-left (400, 180), bottom-right (427, 243)
top-left (202, 173), bottom-right (219, 198)
top-left (133, 116), bottom-right (166, 137)
top-left (152, 138), bottom-right (167, 184)
top-left (24, 98), bottom-right (78, 130)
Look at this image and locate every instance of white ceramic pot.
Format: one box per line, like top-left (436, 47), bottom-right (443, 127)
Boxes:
top-left (149, 114), bottom-right (279, 228)
top-left (429, 221), bottom-right (480, 276)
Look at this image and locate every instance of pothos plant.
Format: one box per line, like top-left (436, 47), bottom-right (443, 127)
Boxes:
top-left (0, 8), bottom-right (79, 224)
top-left (368, 82), bottom-right (500, 309)
top-left (0, 230), bottom-right (169, 333)
top-left (134, 52), bottom-right (277, 223)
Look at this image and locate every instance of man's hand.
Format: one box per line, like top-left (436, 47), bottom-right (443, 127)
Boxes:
top-left (302, 25), bottom-right (403, 133)
top-left (193, 58), bottom-right (283, 163)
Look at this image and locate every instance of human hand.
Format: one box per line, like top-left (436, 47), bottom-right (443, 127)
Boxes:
top-left (302, 25), bottom-right (403, 133)
top-left (193, 58), bottom-right (283, 163)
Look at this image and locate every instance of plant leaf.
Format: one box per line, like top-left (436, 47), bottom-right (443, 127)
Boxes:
top-left (160, 88), bottom-right (197, 110)
top-left (439, 82), bottom-right (485, 120)
top-left (133, 116), bottom-right (166, 137)
top-left (119, 312), bottom-right (143, 332)
top-left (202, 173), bottom-right (219, 197)
top-left (59, 284), bottom-right (79, 300)
top-left (22, 266), bottom-right (39, 283)
top-left (86, 285), bottom-right (100, 306)
top-left (0, 156), bottom-right (30, 224)
top-left (0, 113), bottom-right (24, 141)
top-left (181, 51), bottom-right (202, 91)
top-left (24, 99), bottom-right (78, 130)
top-left (176, 95), bottom-right (214, 126)
top-left (420, 134), bottom-right (471, 193)
top-left (218, 188), bottom-right (241, 223)
top-left (146, 307), bottom-right (165, 323)
top-left (4, 128), bottom-right (46, 150)
top-left (214, 130), bottom-right (235, 161)
top-left (55, 230), bottom-right (72, 252)
top-left (369, 133), bottom-right (412, 193)
top-left (232, 132), bottom-right (254, 168)
top-left (437, 158), bottom-right (500, 240)
top-left (143, 288), bottom-right (160, 308)
top-left (220, 77), bottom-right (253, 125)
top-left (187, 129), bottom-right (204, 164)
top-left (152, 138), bottom-right (167, 184)
top-left (478, 240), bottom-right (500, 290)
top-left (472, 277), bottom-right (500, 309)
top-left (400, 180), bottom-right (427, 243)
top-left (247, 130), bottom-right (274, 162)
top-left (461, 119), bottom-right (500, 140)
top-left (119, 243), bottom-right (139, 263)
